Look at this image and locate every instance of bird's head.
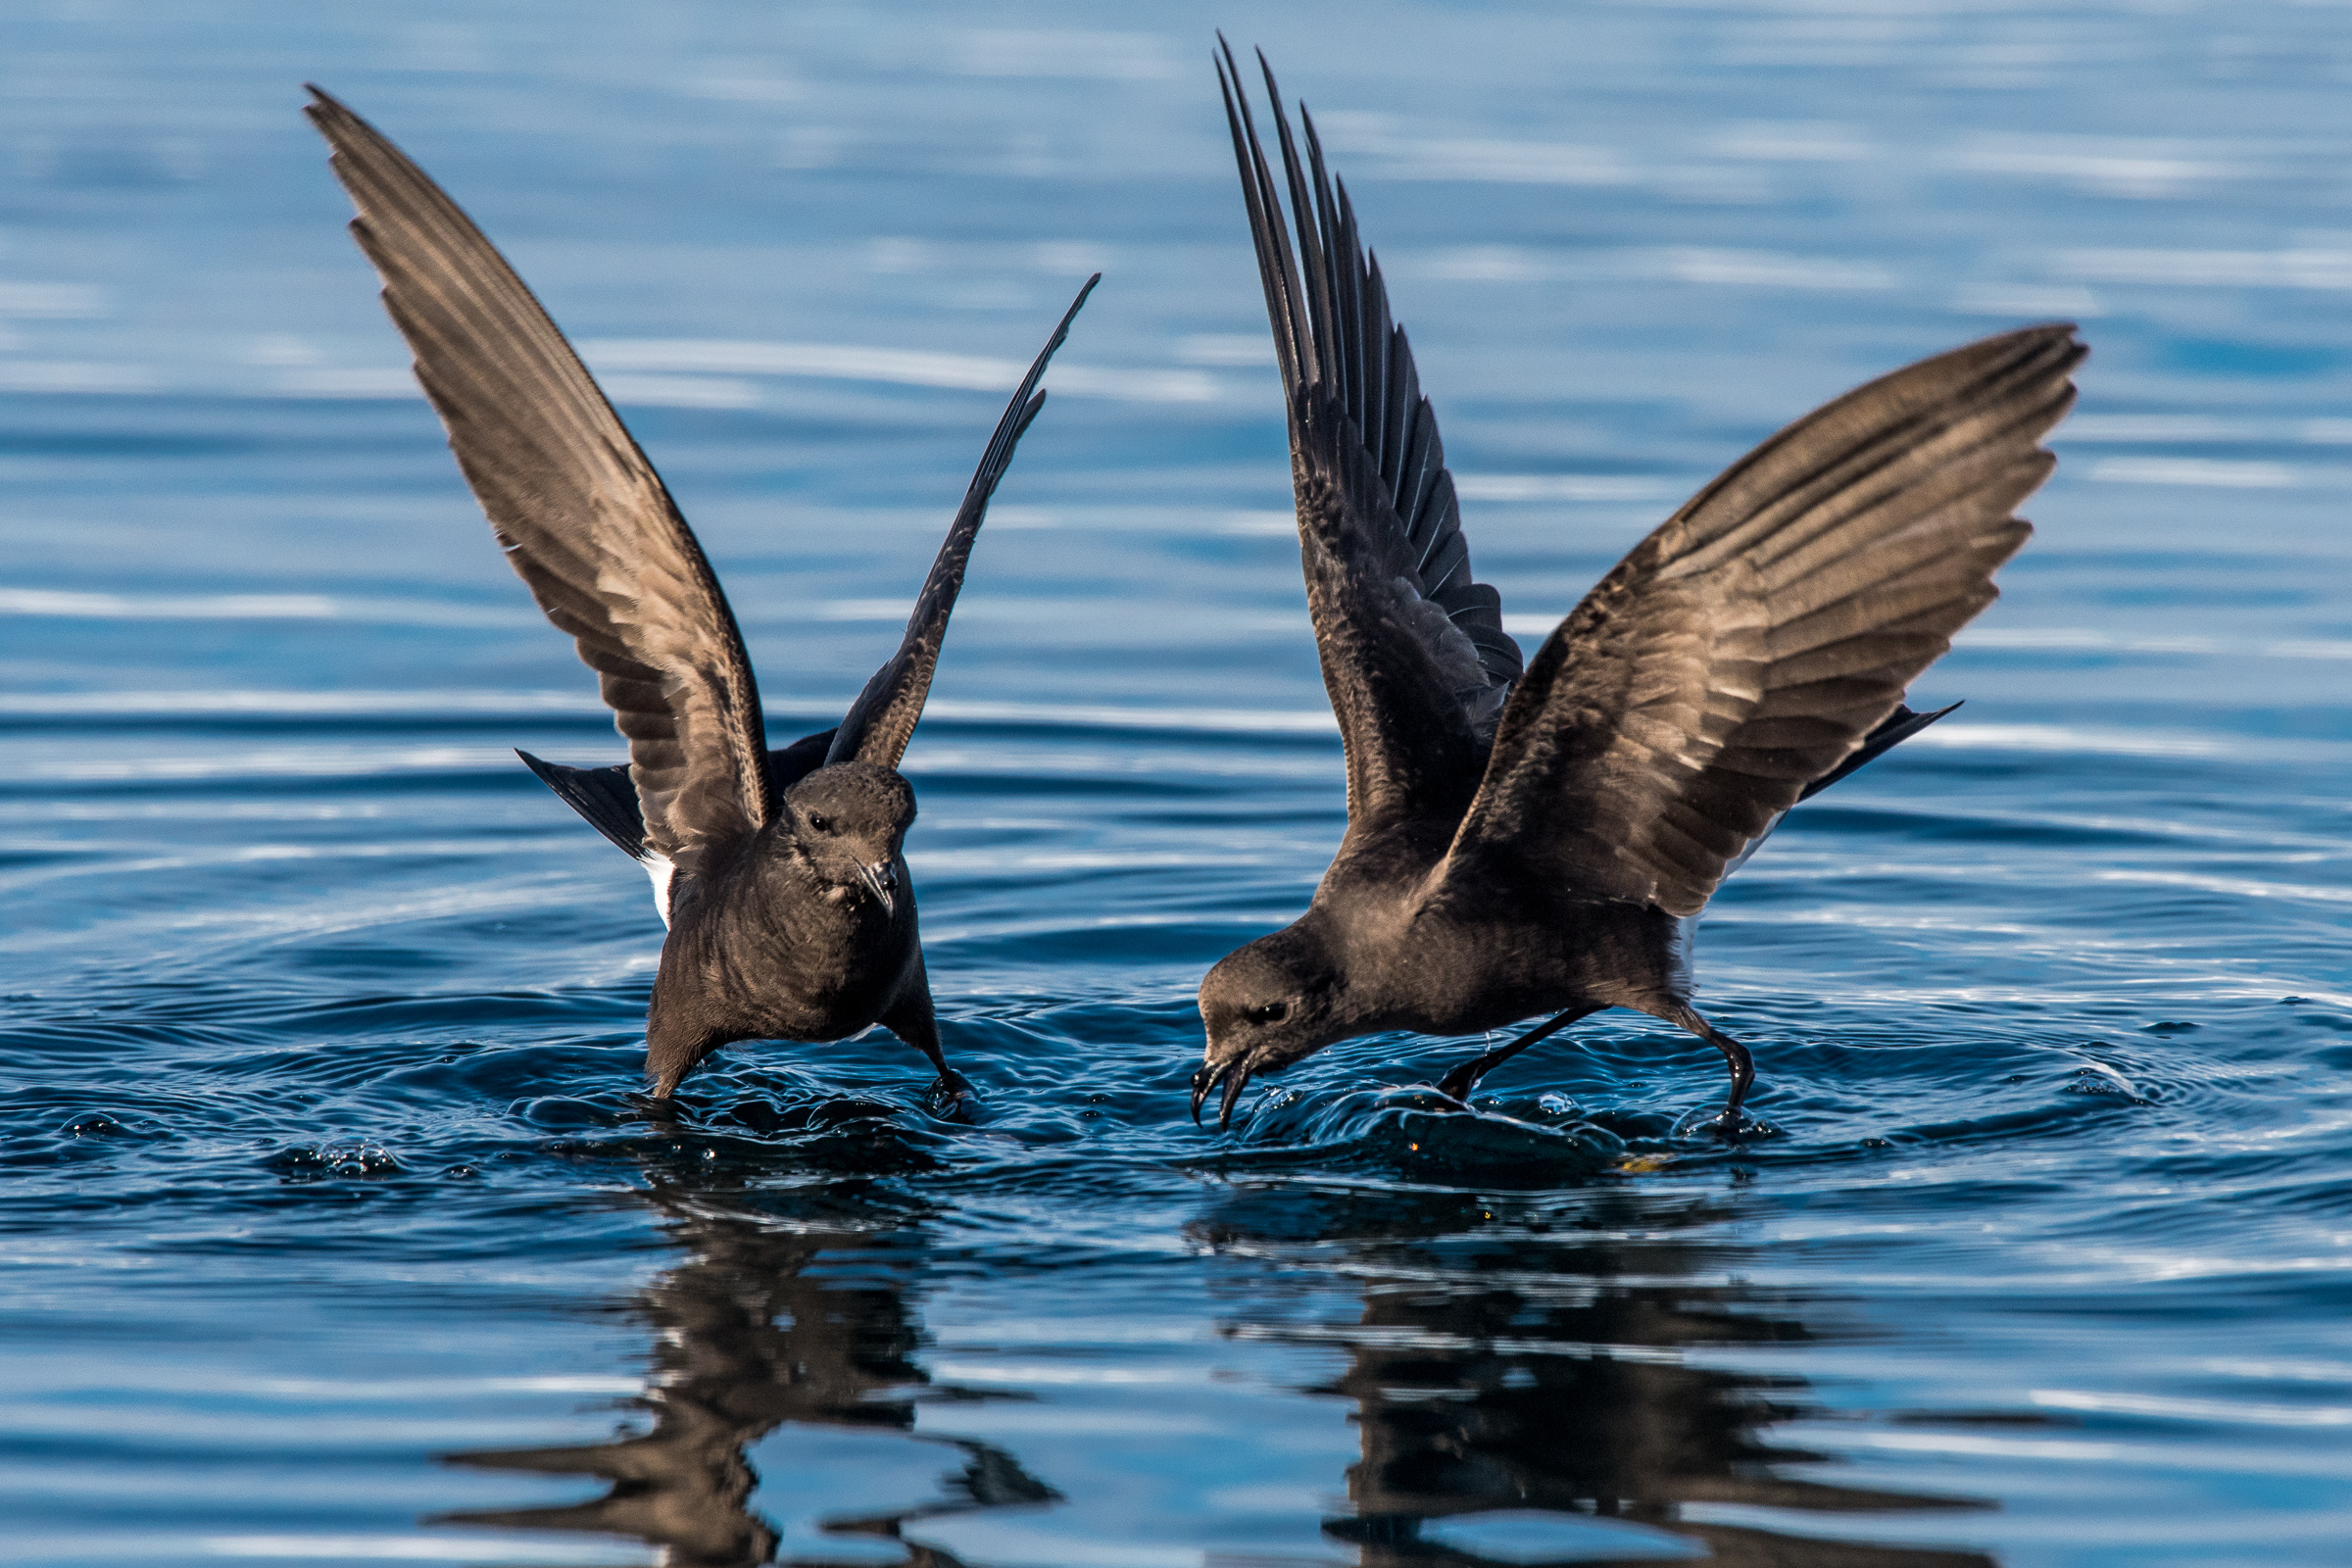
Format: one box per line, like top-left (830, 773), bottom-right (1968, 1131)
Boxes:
top-left (1194, 922), bottom-right (1348, 1130)
top-left (778, 761), bottom-right (914, 916)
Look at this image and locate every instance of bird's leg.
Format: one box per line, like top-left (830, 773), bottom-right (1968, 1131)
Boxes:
top-left (920, 1058), bottom-right (975, 1112)
top-left (1435, 1004), bottom-right (1604, 1102)
top-left (912, 1038), bottom-right (975, 1111)
top-left (1659, 1002), bottom-right (1757, 1138)
top-left (884, 998), bottom-right (975, 1113)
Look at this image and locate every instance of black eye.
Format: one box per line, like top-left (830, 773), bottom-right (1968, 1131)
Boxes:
top-left (1248, 1002), bottom-right (1291, 1026)
top-left (808, 813), bottom-right (830, 833)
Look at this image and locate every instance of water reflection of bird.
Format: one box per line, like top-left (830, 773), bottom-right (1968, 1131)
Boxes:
top-left (438, 1175), bottom-right (1055, 1566)
top-left (1195, 1182), bottom-right (1995, 1567)
top-left (306, 89), bottom-right (1094, 1101)
top-left (1191, 46), bottom-right (2082, 1135)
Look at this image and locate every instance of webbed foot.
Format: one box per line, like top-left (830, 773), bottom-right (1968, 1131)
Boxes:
top-left (627, 1089), bottom-right (684, 1127)
top-left (924, 1068), bottom-right (977, 1119)
top-left (1434, 1060), bottom-right (1483, 1102)
top-left (1703, 1108), bottom-right (1753, 1142)
top-left (1672, 1102), bottom-right (1771, 1143)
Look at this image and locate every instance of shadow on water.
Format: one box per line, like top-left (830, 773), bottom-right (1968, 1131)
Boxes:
top-left (1196, 1181), bottom-right (1997, 1568)
top-left (435, 1145), bottom-right (1055, 1566)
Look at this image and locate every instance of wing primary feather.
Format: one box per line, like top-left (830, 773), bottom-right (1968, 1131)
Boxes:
top-left (968, 276), bottom-right (1095, 507)
top-left (1256, 52), bottom-right (1342, 402)
top-left (1395, 389), bottom-right (1444, 550)
top-left (1303, 115), bottom-right (1364, 440)
top-left (830, 275), bottom-right (1098, 771)
top-left (306, 85), bottom-right (774, 863)
top-left (1215, 48), bottom-right (1526, 826)
top-left (1215, 40), bottom-right (1310, 391)
top-left (1380, 313), bottom-right (1417, 495)
top-left (1338, 187), bottom-right (1377, 466)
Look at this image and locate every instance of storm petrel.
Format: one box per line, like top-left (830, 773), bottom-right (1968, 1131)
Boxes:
top-left (309, 88), bottom-right (1094, 1099)
top-left (1192, 48), bottom-right (2080, 1134)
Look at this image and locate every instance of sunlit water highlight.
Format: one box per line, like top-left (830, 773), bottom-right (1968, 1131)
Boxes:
top-left (5, 1), bottom-right (2352, 1564)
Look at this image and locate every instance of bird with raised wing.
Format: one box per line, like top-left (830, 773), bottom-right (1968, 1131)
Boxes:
top-left (1192, 47), bottom-right (2082, 1135)
top-left (307, 87), bottom-right (1095, 1101)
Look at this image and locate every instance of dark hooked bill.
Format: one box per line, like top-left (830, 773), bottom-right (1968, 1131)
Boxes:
top-left (1190, 1056), bottom-right (1254, 1131)
top-left (858, 859), bottom-right (898, 917)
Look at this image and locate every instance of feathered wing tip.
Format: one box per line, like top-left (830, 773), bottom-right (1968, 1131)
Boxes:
top-left (963, 272), bottom-right (1098, 511)
top-left (1212, 39), bottom-right (1521, 691)
top-left (829, 275), bottom-right (1100, 771)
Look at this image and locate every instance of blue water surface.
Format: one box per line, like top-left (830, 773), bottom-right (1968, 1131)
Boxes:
top-left (5, 1), bottom-right (2351, 1564)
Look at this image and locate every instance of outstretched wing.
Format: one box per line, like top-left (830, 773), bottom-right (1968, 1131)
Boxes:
top-left (1219, 44), bottom-right (1522, 834)
top-left (1449, 325), bottom-right (2082, 918)
top-left (828, 276), bottom-right (1097, 770)
top-left (307, 86), bottom-right (771, 862)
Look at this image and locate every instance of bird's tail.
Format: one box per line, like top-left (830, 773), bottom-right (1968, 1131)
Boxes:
top-left (515, 752), bottom-right (647, 859)
top-left (1796, 701), bottom-right (1961, 803)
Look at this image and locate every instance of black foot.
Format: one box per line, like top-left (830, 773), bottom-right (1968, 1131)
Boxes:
top-left (1435, 1061), bottom-right (1483, 1102)
top-left (627, 1089), bottom-right (685, 1126)
top-left (1673, 1102), bottom-right (1769, 1143)
top-left (923, 1069), bottom-right (977, 1118)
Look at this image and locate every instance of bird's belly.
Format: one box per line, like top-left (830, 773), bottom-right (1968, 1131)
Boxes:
top-left (725, 948), bottom-right (900, 1042)
top-left (1384, 900), bottom-right (1682, 1029)
top-left (654, 900), bottom-right (906, 1045)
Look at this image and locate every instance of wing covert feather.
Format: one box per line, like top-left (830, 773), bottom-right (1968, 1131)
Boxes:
top-left (306, 87), bottom-right (771, 860)
top-left (1451, 324), bottom-right (2082, 916)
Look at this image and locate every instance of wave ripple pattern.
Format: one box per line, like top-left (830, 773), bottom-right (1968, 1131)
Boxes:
top-left (3, 2), bottom-right (2350, 1565)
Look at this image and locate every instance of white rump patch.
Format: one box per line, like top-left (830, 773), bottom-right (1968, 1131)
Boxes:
top-left (643, 853), bottom-right (675, 929)
top-left (1723, 808), bottom-right (1787, 880)
top-left (1670, 912), bottom-right (1699, 996)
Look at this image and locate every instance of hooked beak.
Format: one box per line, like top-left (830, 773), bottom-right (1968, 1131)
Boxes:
top-left (857, 858), bottom-right (899, 917)
top-left (1190, 1054), bottom-right (1254, 1132)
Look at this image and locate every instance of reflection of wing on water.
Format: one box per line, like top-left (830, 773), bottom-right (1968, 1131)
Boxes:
top-left (437, 1187), bottom-right (1055, 1566)
top-left (1196, 1183), bottom-right (1996, 1568)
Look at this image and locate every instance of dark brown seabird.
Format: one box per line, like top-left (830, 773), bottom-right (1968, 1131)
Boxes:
top-left (307, 88), bottom-right (1095, 1101)
top-left (1192, 47), bottom-right (2082, 1135)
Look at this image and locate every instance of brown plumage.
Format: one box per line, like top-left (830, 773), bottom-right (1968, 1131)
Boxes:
top-left (1193, 46), bottom-right (2082, 1134)
top-left (307, 86), bottom-right (1094, 1099)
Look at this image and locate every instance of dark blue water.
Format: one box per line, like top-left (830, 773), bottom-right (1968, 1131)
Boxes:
top-left (7, 2), bottom-right (2352, 1563)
